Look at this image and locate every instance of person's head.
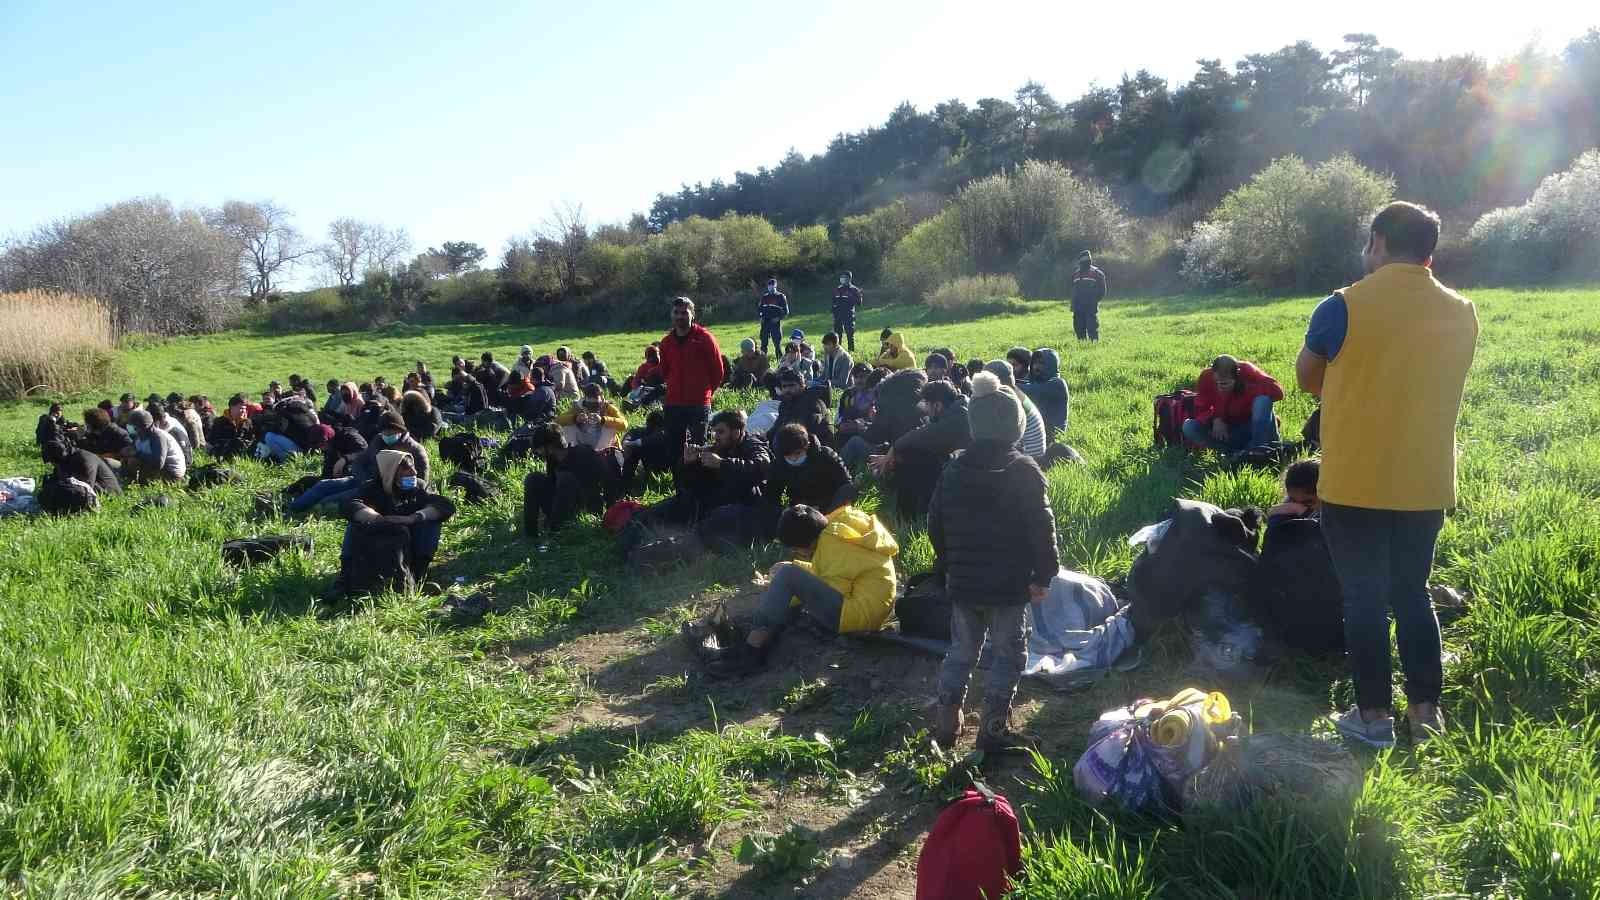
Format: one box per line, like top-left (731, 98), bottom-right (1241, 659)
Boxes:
top-left (1077, 250), bottom-right (1093, 271)
top-left (358, 382), bottom-right (374, 399)
top-left (126, 409), bottom-right (153, 435)
top-left (268, 380), bottom-right (281, 393)
top-left (822, 332), bottom-right (839, 353)
top-left (373, 375), bottom-right (388, 388)
top-left (849, 361), bottom-right (871, 385)
top-left (708, 409), bottom-right (747, 451)
top-left (146, 401), bottom-right (168, 423)
top-left (42, 439), bottom-right (69, 466)
top-left (98, 399), bottom-right (115, 415)
top-left (379, 411), bottom-right (408, 446)
top-left (919, 380), bottom-right (960, 420)
top-left (840, 270), bottom-right (853, 287)
top-left (47, 402), bottom-right (62, 418)
top-left (880, 326), bottom-right (893, 342)
top-left (1211, 355), bottom-right (1240, 393)
top-left (739, 337), bottom-right (757, 356)
top-left (784, 341), bottom-right (800, 357)
top-left (533, 423), bottom-right (567, 460)
top-left (119, 392), bottom-right (137, 409)
top-left (529, 365), bottom-right (546, 387)
top-left (580, 382), bottom-right (603, 409)
top-left (924, 353), bottom-right (949, 381)
top-left (481, 352), bottom-right (495, 365)
top-left (165, 392), bottom-right (184, 408)
top-left (766, 277), bottom-right (779, 293)
top-left (950, 363), bottom-right (969, 384)
top-left (671, 296), bottom-right (695, 333)
top-left (560, 346), bottom-right (576, 362)
top-left (227, 398), bottom-right (248, 422)
top-left (968, 372), bottom-right (1024, 447)
top-left (1283, 459), bottom-right (1321, 508)
top-left (983, 359), bottom-right (1018, 389)
top-left (403, 372), bottom-right (421, 390)
top-left (289, 374), bottom-right (304, 387)
top-left (777, 504), bottom-right (830, 558)
top-left (966, 358), bottom-right (984, 377)
top-left (145, 392), bottom-right (162, 407)
top-left (518, 345), bottom-right (533, 360)
top-left (1004, 347), bottom-right (1030, 378)
top-left (401, 390), bottom-right (432, 416)
top-left (326, 379), bottom-right (340, 394)
top-left (777, 368), bottom-right (805, 399)
top-left (451, 355), bottom-right (465, 368)
top-left (1029, 348), bottom-right (1060, 381)
top-left (1365, 201), bottom-right (1441, 273)
top-left (380, 385), bottom-right (400, 404)
top-left (376, 449), bottom-right (418, 496)
top-left (645, 344), bottom-right (661, 363)
top-left (774, 423), bottom-right (811, 463)
top-left (789, 327), bottom-right (804, 344)
top-left (582, 351), bottom-right (596, 364)
top-left (84, 407), bottom-right (110, 430)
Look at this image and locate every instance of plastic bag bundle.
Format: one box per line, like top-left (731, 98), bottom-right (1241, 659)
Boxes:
top-left (1075, 688), bottom-right (1241, 813)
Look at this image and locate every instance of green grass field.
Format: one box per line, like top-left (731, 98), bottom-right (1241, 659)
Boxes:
top-left (2, 287), bottom-right (1598, 898)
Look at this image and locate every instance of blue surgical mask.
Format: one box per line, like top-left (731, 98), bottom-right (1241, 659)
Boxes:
top-left (383, 432), bottom-right (401, 446)
top-left (397, 476), bottom-right (418, 491)
top-left (785, 454), bottom-right (807, 467)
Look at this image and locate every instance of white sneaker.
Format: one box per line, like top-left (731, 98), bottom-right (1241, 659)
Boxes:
top-left (1332, 706), bottom-right (1395, 749)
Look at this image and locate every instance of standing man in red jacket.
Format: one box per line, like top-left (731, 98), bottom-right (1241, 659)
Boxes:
top-left (1180, 355), bottom-right (1284, 453)
top-left (659, 296), bottom-right (727, 485)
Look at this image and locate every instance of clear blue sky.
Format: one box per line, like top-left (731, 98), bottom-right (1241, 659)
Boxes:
top-left (2, 0), bottom-right (1594, 284)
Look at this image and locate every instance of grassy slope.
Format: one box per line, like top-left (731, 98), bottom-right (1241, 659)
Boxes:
top-left (1, 288), bottom-right (1597, 898)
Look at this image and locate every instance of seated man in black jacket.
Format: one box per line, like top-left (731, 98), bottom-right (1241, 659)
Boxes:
top-left (522, 424), bottom-right (623, 546)
top-left (869, 380), bottom-right (971, 519)
top-left (340, 449), bottom-right (456, 592)
top-left (36, 403), bottom-right (78, 460)
top-left (760, 423), bottom-right (852, 538)
top-left (770, 368), bottom-right (834, 447)
top-left (78, 407), bottom-right (132, 469)
top-left (647, 409), bottom-right (771, 548)
top-left (928, 371), bottom-right (1059, 754)
top-left (43, 439), bottom-right (121, 497)
top-left (621, 409), bottom-right (673, 491)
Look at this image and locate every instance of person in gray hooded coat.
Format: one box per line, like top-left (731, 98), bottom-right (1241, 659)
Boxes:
top-left (1021, 348), bottom-right (1070, 439)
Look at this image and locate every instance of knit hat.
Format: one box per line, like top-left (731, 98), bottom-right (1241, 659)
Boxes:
top-left (740, 338), bottom-right (756, 354)
top-left (520, 345), bottom-right (533, 356)
top-left (968, 372), bottom-right (1023, 446)
top-left (777, 504), bottom-right (829, 549)
top-left (380, 410), bottom-right (407, 433)
top-left (127, 409), bottom-right (153, 431)
top-left (983, 359), bottom-right (1018, 388)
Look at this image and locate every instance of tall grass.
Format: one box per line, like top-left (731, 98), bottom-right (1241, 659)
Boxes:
top-left (0, 290), bottom-right (120, 400)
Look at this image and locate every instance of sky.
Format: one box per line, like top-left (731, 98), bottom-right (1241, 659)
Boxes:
top-left (2, 0), bottom-right (1595, 285)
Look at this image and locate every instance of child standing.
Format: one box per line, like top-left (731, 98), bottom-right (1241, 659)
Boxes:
top-left (927, 372), bottom-right (1060, 752)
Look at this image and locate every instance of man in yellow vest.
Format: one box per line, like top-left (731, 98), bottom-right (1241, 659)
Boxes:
top-left (1296, 201), bottom-right (1478, 749)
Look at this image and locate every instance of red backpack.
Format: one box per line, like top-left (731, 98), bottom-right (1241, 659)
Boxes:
top-left (916, 783), bottom-right (1022, 900)
top-left (1153, 390), bottom-right (1199, 449)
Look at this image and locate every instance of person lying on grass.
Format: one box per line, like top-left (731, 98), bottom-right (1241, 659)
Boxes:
top-left (710, 503), bottom-right (900, 677)
top-left (340, 449), bottom-right (456, 591)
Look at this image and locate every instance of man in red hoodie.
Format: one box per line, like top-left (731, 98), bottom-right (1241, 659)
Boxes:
top-left (659, 296), bottom-right (727, 481)
top-left (1181, 354), bottom-right (1284, 452)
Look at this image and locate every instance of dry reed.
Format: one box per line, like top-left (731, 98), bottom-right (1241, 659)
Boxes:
top-left (0, 290), bottom-right (119, 400)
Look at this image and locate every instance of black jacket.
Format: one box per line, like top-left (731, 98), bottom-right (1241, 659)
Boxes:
top-left (765, 436), bottom-right (850, 512)
top-left (772, 385), bottom-right (834, 447)
top-left (928, 441), bottom-right (1059, 604)
top-left (57, 449), bottom-right (121, 496)
top-left (450, 377), bottom-right (489, 415)
top-left (893, 394), bottom-right (971, 463)
top-left (404, 407), bottom-right (445, 441)
top-left (865, 369), bottom-right (927, 447)
top-left (345, 479), bottom-right (457, 522)
top-left (37, 414), bottom-right (71, 450)
top-left (680, 432), bottom-right (771, 510)
top-left (81, 423), bottom-right (132, 458)
top-left (547, 444), bottom-right (621, 513)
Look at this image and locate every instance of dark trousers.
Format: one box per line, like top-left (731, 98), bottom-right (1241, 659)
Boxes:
top-left (1320, 503), bottom-right (1446, 711)
top-left (663, 404), bottom-right (709, 491)
top-left (832, 311), bottom-right (856, 351)
top-left (340, 520), bottom-right (442, 581)
top-left (760, 318), bottom-right (784, 355)
top-left (523, 470), bottom-right (578, 539)
top-left (1072, 298), bottom-right (1099, 341)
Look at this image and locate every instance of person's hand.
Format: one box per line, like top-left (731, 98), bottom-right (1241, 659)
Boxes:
top-left (682, 443), bottom-right (701, 465)
top-left (1029, 584), bottom-right (1049, 603)
top-left (867, 453), bottom-right (891, 476)
top-left (1211, 419), bottom-right (1229, 441)
top-left (699, 450), bottom-right (723, 469)
top-left (1269, 501), bottom-right (1307, 519)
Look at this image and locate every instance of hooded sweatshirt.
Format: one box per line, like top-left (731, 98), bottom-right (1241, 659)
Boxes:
top-left (984, 361), bottom-right (1048, 459)
top-left (347, 449), bottom-right (458, 523)
top-left (789, 505), bottom-right (900, 633)
top-left (876, 333), bottom-right (915, 371)
top-left (1021, 348), bottom-right (1070, 438)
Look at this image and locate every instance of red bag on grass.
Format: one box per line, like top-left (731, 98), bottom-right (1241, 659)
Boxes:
top-left (915, 782), bottom-right (1022, 900)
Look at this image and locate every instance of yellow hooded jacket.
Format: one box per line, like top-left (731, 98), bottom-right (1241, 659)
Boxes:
top-left (877, 333), bottom-right (915, 371)
top-left (789, 506), bottom-right (900, 633)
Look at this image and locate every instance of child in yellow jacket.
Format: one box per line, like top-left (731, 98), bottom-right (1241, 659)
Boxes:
top-left (712, 504), bottom-right (899, 676)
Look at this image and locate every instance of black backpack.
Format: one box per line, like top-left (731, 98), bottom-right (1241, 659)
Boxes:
top-left (189, 465), bottom-right (241, 491)
top-left (37, 473), bottom-right (97, 516)
top-left (449, 470), bottom-right (500, 504)
top-left (1251, 517), bottom-right (1344, 655)
top-left (222, 534), bottom-right (313, 565)
top-left (438, 431), bottom-right (484, 473)
top-left (1127, 499), bottom-right (1261, 636)
top-left (896, 571), bottom-right (953, 641)
top-left (499, 427), bottom-right (542, 465)
top-left (341, 523), bottom-right (414, 597)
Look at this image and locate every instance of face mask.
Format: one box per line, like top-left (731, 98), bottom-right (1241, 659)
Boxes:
top-left (785, 454), bottom-right (807, 468)
top-left (397, 476), bottom-right (418, 491)
top-left (383, 433), bottom-right (402, 446)
top-left (839, 277), bottom-right (848, 286)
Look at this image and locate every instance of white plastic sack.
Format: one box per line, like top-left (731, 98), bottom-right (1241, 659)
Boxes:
top-left (1025, 568), bottom-right (1135, 677)
top-left (746, 399), bottom-right (782, 436)
top-left (0, 476), bottom-right (38, 517)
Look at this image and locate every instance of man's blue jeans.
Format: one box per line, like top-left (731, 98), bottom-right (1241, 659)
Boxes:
top-left (1181, 395), bottom-right (1279, 451)
top-left (289, 476), bottom-right (360, 513)
top-left (1320, 503), bottom-right (1445, 711)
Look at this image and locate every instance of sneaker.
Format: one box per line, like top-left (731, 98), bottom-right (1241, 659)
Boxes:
top-left (1407, 705), bottom-right (1446, 745)
top-left (975, 713), bottom-right (1040, 755)
top-left (706, 642), bottom-right (768, 679)
top-left (1332, 706), bottom-right (1396, 749)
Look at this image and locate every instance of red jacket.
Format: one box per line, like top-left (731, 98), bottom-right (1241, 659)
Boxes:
top-left (659, 325), bottom-right (726, 406)
top-left (1193, 362), bottom-right (1283, 426)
